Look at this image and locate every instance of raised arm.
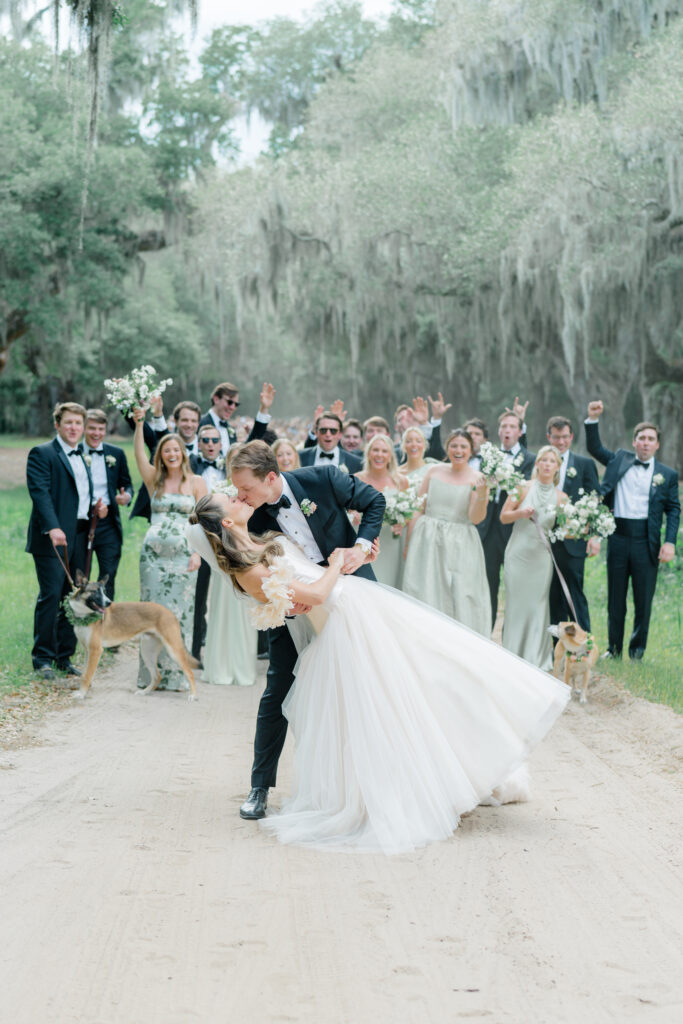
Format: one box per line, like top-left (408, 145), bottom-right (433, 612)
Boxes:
top-left (584, 400), bottom-right (614, 467)
top-left (132, 409), bottom-right (156, 495)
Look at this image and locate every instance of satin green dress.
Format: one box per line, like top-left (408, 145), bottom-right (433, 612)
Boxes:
top-left (372, 488), bottom-right (405, 589)
top-left (202, 569), bottom-right (258, 686)
top-left (502, 480), bottom-right (558, 670)
top-left (138, 493), bottom-right (196, 691)
top-left (402, 477), bottom-right (491, 635)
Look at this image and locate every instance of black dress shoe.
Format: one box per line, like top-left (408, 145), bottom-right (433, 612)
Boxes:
top-left (629, 648), bottom-right (645, 661)
top-left (36, 665), bottom-right (56, 681)
top-left (56, 661), bottom-right (81, 676)
top-left (239, 787), bottom-right (268, 820)
top-left (601, 649), bottom-right (621, 661)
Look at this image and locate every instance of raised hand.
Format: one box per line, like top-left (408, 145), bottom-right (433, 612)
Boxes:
top-left (132, 406), bottom-right (146, 423)
top-left (587, 400), bottom-right (604, 419)
top-left (411, 396), bottom-right (430, 424)
top-left (504, 396), bottom-right (529, 421)
top-left (312, 404), bottom-right (324, 427)
top-left (115, 486), bottom-right (131, 506)
top-left (428, 391), bottom-right (453, 420)
top-left (329, 398), bottom-right (347, 422)
top-left (259, 382), bottom-right (276, 413)
top-left (149, 393), bottom-right (163, 417)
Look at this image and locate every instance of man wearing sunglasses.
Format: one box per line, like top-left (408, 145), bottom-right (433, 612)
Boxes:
top-left (299, 412), bottom-right (363, 473)
top-left (200, 380), bottom-right (276, 455)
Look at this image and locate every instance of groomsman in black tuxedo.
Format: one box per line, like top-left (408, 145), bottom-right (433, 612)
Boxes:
top-left (465, 418), bottom-right (489, 469)
top-left (585, 400), bottom-right (680, 660)
top-left (189, 424), bottom-right (227, 661)
top-left (298, 411), bottom-right (363, 472)
top-left (546, 416), bottom-right (600, 631)
top-left (230, 440), bottom-right (384, 820)
top-left (478, 411), bottom-right (536, 629)
top-left (26, 402), bottom-right (93, 680)
top-left (200, 380), bottom-right (275, 455)
top-left (83, 409), bottom-right (134, 601)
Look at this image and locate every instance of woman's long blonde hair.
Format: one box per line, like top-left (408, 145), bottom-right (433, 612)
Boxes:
top-left (152, 434), bottom-right (192, 495)
top-left (362, 433), bottom-right (401, 485)
top-left (532, 444), bottom-right (562, 485)
top-left (272, 438), bottom-right (301, 470)
top-left (189, 494), bottom-right (283, 593)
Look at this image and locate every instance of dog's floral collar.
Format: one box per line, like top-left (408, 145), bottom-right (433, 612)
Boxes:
top-left (61, 596), bottom-right (104, 628)
top-left (569, 633), bottom-right (594, 662)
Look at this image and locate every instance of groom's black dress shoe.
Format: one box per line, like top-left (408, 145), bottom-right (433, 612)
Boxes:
top-left (240, 788), bottom-right (268, 819)
top-left (629, 648), bottom-right (645, 661)
top-left (57, 661), bottom-right (81, 676)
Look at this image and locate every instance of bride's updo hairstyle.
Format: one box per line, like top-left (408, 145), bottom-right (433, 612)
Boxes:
top-left (189, 494), bottom-right (283, 592)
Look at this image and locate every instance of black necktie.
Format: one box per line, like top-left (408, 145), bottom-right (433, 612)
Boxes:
top-left (319, 451), bottom-right (335, 460)
top-left (634, 459), bottom-right (650, 469)
top-left (219, 420), bottom-right (229, 428)
top-left (266, 494), bottom-right (292, 517)
top-left (68, 446), bottom-right (83, 457)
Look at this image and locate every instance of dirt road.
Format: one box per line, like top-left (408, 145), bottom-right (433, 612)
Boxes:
top-left (1, 652), bottom-right (682, 1024)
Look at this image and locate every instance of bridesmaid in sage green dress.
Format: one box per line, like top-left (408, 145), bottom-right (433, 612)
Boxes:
top-left (403, 429), bottom-right (491, 634)
top-left (133, 411), bottom-right (207, 691)
top-left (354, 433), bottom-right (410, 589)
top-left (201, 568), bottom-right (257, 686)
top-left (501, 446), bottom-right (566, 671)
top-left (400, 426), bottom-right (442, 487)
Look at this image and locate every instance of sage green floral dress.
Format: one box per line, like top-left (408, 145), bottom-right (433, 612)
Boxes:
top-left (137, 493), bottom-right (196, 691)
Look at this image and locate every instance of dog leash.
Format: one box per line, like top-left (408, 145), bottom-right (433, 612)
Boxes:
top-left (52, 539), bottom-right (76, 589)
top-left (84, 503), bottom-right (100, 580)
top-left (531, 512), bottom-right (579, 622)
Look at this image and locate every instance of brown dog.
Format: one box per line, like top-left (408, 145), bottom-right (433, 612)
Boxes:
top-left (66, 571), bottom-right (198, 701)
top-left (549, 621), bottom-right (599, 704)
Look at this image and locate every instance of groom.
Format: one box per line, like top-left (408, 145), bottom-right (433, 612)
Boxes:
top-left (230, 440), bottom-right (386, 820)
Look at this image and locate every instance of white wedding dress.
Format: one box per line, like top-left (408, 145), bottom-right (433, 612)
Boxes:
top-left (186, 528), bottom-right (570, 855)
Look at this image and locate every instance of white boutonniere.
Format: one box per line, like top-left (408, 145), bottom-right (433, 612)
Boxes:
top-left (215, 456), bottom-right (226, 471)
top-left (653, 473), bottom-right (665, 487)
top-left (83, 454), bottom-right (92, 467)
top-left (513, 453), bottom-right (524, 467)
top-left (338, 463), bottom-right (349, 474)
top-left (105, 454), bottom-right (116, 468)
top-left (300, 498), bottom-right (317, 517)
top-left (567, 467), bottom-right (577, 479)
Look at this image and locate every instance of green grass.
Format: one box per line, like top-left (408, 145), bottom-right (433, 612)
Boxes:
top-left (2, 437), bottom-right (682, 711)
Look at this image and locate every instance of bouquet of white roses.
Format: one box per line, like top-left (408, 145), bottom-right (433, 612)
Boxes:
top-left (548, 489), bottom-right (616, 542)
top-left (478, 441), bottom-right (525, 501)
top-left (104, 365), bottom-right (173, 417)
top-left (383, 486), bottom-right (426, 534)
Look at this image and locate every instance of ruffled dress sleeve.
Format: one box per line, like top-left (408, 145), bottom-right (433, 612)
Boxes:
top-left (247, 555), bottom-right (296, 630)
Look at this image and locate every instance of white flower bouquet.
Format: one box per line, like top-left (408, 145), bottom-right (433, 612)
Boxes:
top-left (383, 486), bottom-right (426, 534)
top-left (478, 441), bottom-right (524, 501)
top-left (211, 479), bottom-right (238, 497)
top-left (548, 489), bottom-right (616, 542)
top-left (104, 365), bottom-right (173, 416)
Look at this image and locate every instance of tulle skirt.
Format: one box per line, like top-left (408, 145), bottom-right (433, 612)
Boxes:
top-left (260, 577), bottom-right (569, 854)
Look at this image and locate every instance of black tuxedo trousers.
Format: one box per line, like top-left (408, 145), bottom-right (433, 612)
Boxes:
top-left (607, 525), bottom-right (658, 655)
top-left (32, 531), bottom-right (88, 668)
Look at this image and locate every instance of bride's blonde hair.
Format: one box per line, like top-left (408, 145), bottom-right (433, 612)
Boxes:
top-left (189, 494), bottom-right (283, 593)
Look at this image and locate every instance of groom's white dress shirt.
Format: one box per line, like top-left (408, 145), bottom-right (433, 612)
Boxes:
top-left (269, 477), bottom-right (325, 564)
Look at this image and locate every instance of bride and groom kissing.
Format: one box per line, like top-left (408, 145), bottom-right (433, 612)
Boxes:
top-left (188, 440), bottom-right (570, 854)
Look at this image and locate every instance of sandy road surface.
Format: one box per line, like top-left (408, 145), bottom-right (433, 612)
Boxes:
top-left (1, 652), bottom-right (682, 1024)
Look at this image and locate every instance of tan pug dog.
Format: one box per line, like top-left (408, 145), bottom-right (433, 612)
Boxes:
top-left (548, 622), bottom-right (599, 704)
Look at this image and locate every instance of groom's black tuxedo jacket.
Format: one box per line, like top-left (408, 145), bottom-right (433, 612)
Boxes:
top-left (585, 422), bottom-right (680, 565)
top-left (248, 466), bottom-right (385, 582)
top-left (25, 438), bottom-right (94, 557)
top-left (557, 451), bottom-right (600, 557)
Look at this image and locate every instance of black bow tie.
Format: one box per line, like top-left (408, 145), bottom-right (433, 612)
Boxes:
top-left (199, 458), bottom-right (215, 467)
top-left (634, 459), bottom-right (651, 469)
top-left (219, 420), bottom-right (229, 429)
top-left (88, 448), bottom-right (104, 456)
top-left (319, 451), bottom-right (335, 460)
top-left (266, 494), bottom-right (291, 517)
top-left (67, 446), bottom-right (84, 457)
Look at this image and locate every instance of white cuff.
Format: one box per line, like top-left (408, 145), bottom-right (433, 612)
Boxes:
top-left (152, 416), bottom-right (167, 430)
top-left (429, 418), bottom-right (442, 427)
top-left (308, 429), bottom-right (316, 440)
top-left (255, 411), bottom-right (272, 424)
top-left (354, 537), bottom-right (372, 554)
top-left (584, 418), bottom-right (600, 424)
top-left (419, 424), bottom-right (434, 440)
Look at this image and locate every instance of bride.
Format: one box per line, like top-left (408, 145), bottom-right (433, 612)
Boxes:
top-left (187, 492), bottom-right (570, 855)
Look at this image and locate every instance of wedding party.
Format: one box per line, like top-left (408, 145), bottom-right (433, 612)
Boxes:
top-left (2, 1), bottom-right (683, 1022)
